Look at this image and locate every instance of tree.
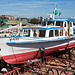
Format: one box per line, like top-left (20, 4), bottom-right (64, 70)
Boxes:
top-left (30, 18), bottom-right (39, 24)
top-left (0, 16), bottom-right (8, 27)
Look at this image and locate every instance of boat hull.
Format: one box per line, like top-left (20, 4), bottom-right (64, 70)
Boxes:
top-left (0, 38), bottom-right (75, 64)
top-left (6, 37), bottom-right (74, 48)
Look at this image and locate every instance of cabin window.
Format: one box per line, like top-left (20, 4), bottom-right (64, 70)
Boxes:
top-left (55, 30), bottom-right (59, 36)
top-left (42, 21), bottom-right (46, 26)
top-left (70, 22), bottom-right (72, 27)
top-left (49, 30), bottom-right (53, 37)
top-left (73, 29), bottom-right (75, 34)
top-left (23, 30), bottom-right (30, 37)
top-left (64, 22), bottom-right (66, 27)
top-left (73, 23), bottom-right (75, 26)
top-left (0, 32), bottom-right (3, 34)
top-left (33, 30), bottom-right (37, 37)
top-left (47, 21), bottom-right (54, 26)
top-left (39, 30), bottom-right (46, 37)
top-left (60, 29), bottom-right (63, 36)
top-left (56, 21), bottom-right (63, 26)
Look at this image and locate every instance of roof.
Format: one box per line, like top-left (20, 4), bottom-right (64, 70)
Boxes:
top-left (6, 20), bottom-right (28, 25)
top-left (23, 27), bottom-right (64, 30)
top-left (44, 19), bottom-right (68, 22)
top-left (43, 18), bottom-right (75, 22)
top-left (68, 18), bottom-right (75, 23)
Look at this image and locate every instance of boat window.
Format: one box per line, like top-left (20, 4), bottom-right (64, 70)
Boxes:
top-left (56, 21), bottom-right (63, 26)
top-left (60, 29), bottom-right (63, 36)
top-left (23, 30), bottom-right (30, 37)
top-left (42, 21), bottom-right (46, 26)
top-left (0, 32), bottom-right (3, 34)
top-left (49, 30), bottom-right (53, 37)
top-left (33, 30), bottom-right (37, 37)
top-left (39, 30), bottom-right (46, 37)
top-left (47, 21), bottom-right (54, 26)
top-left (73, 29), bottom-right (75, 34)
top-left (70, 22), bottom-right (72, 27)
top-left (64, 22), bottom-right (66, 27)
top-left (55, 30), bottom-right (59, 37)
top-left (73, 23), bottom-right (75, 26)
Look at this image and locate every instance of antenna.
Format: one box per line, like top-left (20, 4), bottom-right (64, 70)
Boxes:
top-left (48, 2), bottom-right (61, 20)
top-left (55, 3), bottom-right (57, 10)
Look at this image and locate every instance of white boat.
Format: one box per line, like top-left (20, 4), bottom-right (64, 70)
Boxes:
top-left (0, 18), bottom-right (75, 64)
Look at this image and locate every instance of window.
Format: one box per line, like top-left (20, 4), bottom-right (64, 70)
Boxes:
top-left (60, 29), bottom-right (63, 36)
top-left (56, 21), bottom-right (63, 26)
top-left (55, 30), bottom-right (59, 36)
top-left (42, 21), bottom-right (46, 26)
top-left (39, 30), bottom-right (46, 37)
top-left (73, 23), bottom-right (75, 26)
top-left (64, 22), bottom-right (66, 27)
top-left (33, 30), bottom-right (37, 37)
top-left (73, 29), bottom-right (75, 34)
top-left (47, 21), bottom-right (54, 26)
top-left (49, 30), bottom-right (53, 37)
top-left (70, 22), bottom-right (72, 27)
top-left (24, 30), bottom-right (30, 37)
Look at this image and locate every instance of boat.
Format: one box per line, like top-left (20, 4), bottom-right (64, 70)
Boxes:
top-left (0, 4), bottom-right (75, 64)
top-left (0, 18), bottom-right (75, 64)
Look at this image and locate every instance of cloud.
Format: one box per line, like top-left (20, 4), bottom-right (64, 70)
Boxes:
top-left (8, 3), bottom-right (33, 6)
top-left (0, 0), bottom-right (75, 18)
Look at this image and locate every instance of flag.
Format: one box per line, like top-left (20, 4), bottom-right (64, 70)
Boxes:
top-left (53, 10), bottom-right (58, 15)
top-left (54, 10), bottom-right (58, 15)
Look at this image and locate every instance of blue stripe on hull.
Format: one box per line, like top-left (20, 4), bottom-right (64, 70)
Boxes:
top-left (6, 38), bottom-right (73, 48)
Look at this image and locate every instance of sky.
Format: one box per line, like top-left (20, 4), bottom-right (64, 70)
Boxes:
top-left (0, 0), bottom-right (75, 18)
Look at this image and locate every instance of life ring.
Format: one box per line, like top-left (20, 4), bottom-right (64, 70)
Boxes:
top-left (65, 31), bottom-right (67, 36)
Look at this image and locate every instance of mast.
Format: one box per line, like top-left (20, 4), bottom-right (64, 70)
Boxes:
top-left (53, 3), bottom-right (56, 20)
top-left (53, 3), bottom-right (61, 19)
top-left (49, 3), bottom-right (57, 20)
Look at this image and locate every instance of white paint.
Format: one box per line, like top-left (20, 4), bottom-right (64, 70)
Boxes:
top-left (30, 29), bottom-right (33, 37)
top-left (45, 30), bottom-right (49, 37)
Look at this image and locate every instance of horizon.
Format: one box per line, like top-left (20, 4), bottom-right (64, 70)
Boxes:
top-left (0, 0), bottom-right (75, 18)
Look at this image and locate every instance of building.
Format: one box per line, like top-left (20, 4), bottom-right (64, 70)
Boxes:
top-left (1, 15), bottom-right (17, 20)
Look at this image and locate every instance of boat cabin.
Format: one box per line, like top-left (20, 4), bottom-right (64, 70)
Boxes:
top-left (22, 26), bottom-right (65, 38)
top-left (22, 18), bottom-right (75, 38)
top-left (41, 18), bottom-right (75, 36)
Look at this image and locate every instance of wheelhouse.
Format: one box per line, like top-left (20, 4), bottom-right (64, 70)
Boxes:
top-left (41, 19), bottom-right (68, 27)
top-left (40, 18), bottom-right (75, 37)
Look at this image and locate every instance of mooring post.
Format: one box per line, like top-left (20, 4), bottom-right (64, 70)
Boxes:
top-left (40, 48), bottom-right (45, 63)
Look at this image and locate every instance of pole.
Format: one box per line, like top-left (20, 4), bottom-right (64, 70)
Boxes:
top-left (68, 49), bottom-right (72, 60)
top-left (40, 48), bottom-right (45, 63)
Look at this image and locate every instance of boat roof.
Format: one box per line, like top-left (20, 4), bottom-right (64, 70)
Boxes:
top-left (23, 27), bottom-right (64, 30)
top-left (44, 19), bottom-right (68, 22)
top-left (44, 18), bottom-right (75, 23)
top-left (68, 18), bottom-right (75, 23)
